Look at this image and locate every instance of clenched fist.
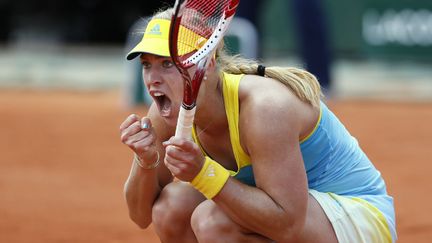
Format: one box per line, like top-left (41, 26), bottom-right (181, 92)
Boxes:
top-left (120, 114), bottom-right (159, 166)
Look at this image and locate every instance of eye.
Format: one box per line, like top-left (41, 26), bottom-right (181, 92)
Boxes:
top-left (141, 61), bottom-right (151, 69)
top-left (162, 60), bottom-right (174, 68)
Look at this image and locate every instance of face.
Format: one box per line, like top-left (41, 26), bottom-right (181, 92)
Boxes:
top-left (140, 53), bottom-right (184, 125)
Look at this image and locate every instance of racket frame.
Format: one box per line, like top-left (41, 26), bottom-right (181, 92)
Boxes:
top-left (169, 0), bottom-right (239, 139)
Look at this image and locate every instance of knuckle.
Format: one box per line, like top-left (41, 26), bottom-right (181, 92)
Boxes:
top-left (178, 140), bottom-right (187, 147)
top-left (130, 143), bottom-right (139, 150)
top-left (125, 141), bottom-right (134, 148)
top-left (130, 121), bottom-right (140, 133)
top-left (120, 114), bottom-right (138, 130)
top-left (129, 114), bottom-right (139, 120)
top-left (165, 145), bottom-right (172, 152)
top-left (120, 133), bottom-right (129, 143)
top-left (166, 145), bottom-right (176, 155)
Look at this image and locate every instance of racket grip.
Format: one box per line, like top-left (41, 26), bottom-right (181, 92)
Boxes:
top-left (175, 106), bottom-right (196, 140)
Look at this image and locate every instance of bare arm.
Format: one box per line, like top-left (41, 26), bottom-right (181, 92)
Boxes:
top-left (162, 91), bottom-right (313, 240)
top-left (161, 76), bottom-right (318, 240)
top-left (212, 85), bottom-right (312, 241)
top-left (121, 104), bottom-right (173, 228)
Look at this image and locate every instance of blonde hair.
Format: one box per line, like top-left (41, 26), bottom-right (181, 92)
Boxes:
top-left (149, 7), bottom-right (322, 107)
top-left (217, 48), bottom-right (323, 107)
top-left (152, 8), bottom-right (174, 20)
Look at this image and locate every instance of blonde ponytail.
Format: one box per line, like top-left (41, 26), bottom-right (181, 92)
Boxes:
top-left (216, 48), bottom-right (322, 108)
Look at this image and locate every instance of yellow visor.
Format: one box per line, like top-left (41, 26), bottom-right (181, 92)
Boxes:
top-left (126, 18), bottom-right (207, 60)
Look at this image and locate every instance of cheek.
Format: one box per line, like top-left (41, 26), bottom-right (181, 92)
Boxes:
top-left (164, 73), bottom-right (183, 98)
top-left (142, 70), bottom-right (150, 85)
top-left (171, 79), bottom-right (184, 99)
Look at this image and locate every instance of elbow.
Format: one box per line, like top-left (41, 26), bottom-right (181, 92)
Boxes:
top-left (272, 214), bottom-right (306, 242)
top-left (123, 183), bottom-right (153, 229)
top-left (277, 232), bottom-right (301, 243)
top-left (274, 226), bottom-right (303, 243)
top-left (130, 212), bottom-right (152, 229)
top-left (126, 203), bottom-right (153, 229)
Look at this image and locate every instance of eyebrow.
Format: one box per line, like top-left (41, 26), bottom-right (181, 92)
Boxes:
top-left (140, 54), bottom-right (169, 60)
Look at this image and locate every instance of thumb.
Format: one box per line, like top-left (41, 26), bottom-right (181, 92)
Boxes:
top-left (140, 117), bottom-right (152, 130)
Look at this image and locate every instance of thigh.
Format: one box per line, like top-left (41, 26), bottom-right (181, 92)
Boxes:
top-left (299, 193), bottom-right (338, 243)
top-left (190, 192), bottom-right (337, 243)
top-left (153, 181), bottom-right (205, 222)
top-left (191, 200), bottom-right (273, 243)
top-left (152, 182), bottom-right (205, 242)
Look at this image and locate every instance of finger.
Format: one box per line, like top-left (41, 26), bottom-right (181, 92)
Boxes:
top-left (119, 114), bottom-right (140, 130)
top-left (128, 133), bottom-right (155, 152)
top-left (125, 131), bottom-right (147, 146)
top-left (165, 162), bottom-right (181, 176)
top-left (164, 144), bottom-right (182, 158)
top-left (165, 144), bottom-right (199, 166)
top-left (120, 120), bottom-right (143, 143)
top-left (163, 137), bottom-right (198, 153)
top-left (141, 117), bottom-right (152, 130)
top-left (164, 155), bottom-right (187, 175)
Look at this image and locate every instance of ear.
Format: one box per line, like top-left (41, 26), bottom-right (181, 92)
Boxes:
top-left (206, 56), bottom-right (217, 72)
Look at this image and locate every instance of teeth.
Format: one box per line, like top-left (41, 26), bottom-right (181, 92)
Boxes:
top-left (153, 92), bottom-right (164, 97)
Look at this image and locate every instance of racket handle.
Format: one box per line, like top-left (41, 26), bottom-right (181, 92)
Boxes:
top-left (175, 106), bottom-right (196, 140)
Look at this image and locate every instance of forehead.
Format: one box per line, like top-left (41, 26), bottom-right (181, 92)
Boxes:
top-left (140, 53), bottom-right (171, 61)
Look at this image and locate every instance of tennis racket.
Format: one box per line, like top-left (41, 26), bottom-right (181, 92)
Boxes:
top-left (169, 0), bottom-right (240, 139)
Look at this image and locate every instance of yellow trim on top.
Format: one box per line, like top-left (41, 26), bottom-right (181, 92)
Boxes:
top-left (300, 106), bottom-right (322, 144)
top-left (222, 73), bottom-right (251, 173)
top-left (191, 73), bottom-right (249, 177)
top-left (191, 124), bottom-right (205, 154)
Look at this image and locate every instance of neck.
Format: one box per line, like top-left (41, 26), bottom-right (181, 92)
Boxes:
top-left (194, 75), bottom-right (227, 136)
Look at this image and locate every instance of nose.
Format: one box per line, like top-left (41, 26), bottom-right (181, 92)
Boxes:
top-left (143, 68), bottom-right (162, 86)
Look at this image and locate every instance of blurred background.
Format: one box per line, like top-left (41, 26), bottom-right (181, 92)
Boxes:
top-left (1, 0), bottom-right (431, 99)
top-left (1, 0), bottom-right (432, 242)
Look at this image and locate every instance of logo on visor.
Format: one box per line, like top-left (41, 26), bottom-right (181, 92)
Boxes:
top-left (148, 24), bottom-right (162, 35)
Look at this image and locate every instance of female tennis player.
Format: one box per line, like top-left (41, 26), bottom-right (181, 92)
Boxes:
top-left (120, 8), bottom-right (396, 243)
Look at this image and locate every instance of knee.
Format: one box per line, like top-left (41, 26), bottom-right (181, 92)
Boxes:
top-left (152, 182), bottom-right (203, 235)
top-left (191, 200), bottom-right (237, 242)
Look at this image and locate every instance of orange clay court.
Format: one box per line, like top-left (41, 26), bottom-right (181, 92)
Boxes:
top-left (0, 89), bottom-right (431, 243)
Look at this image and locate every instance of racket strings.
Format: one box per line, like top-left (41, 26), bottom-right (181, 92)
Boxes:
top-left (177, 0), bottom-right (230, 57)
top-left (186, 0), bottom-right (228, 24)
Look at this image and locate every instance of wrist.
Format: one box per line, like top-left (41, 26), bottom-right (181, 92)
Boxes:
top-left (133, 151), bottom-right (160, 170)
top-left (190, 156), bottom-right (230, 199)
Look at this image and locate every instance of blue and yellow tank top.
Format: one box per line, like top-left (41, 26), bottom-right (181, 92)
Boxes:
top-left (192, 73), bottom-right (396, 241)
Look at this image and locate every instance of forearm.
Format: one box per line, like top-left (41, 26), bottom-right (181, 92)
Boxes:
top-left (213, 178), bottom-right (306, 242)
top-left (124, 161), bottom-right (161, 229)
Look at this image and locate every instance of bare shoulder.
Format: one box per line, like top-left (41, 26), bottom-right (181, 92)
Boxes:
top-left (238, 74), bottom-right (314, 117)
top-left (238, 75), bottom-right (319, 144)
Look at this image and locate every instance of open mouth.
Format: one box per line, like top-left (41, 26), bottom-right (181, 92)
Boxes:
top-left (151, 91), bottom-right (172, 117)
